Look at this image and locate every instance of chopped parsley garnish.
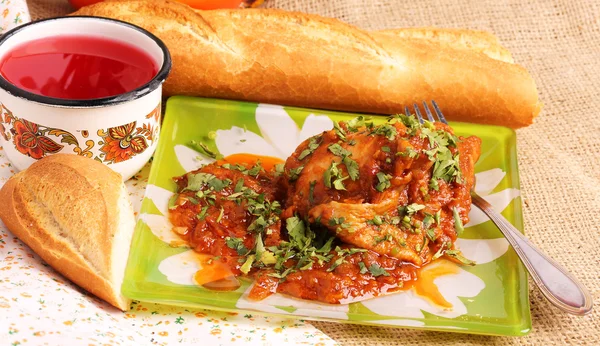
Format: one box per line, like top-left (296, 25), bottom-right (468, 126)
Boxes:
top-left (327, 143), bottom-right (360, 182)
top-left (333, 122), bottom-right (347, 140)
top-left (197, 206), bottom-right (209, 220)
top-left (342, 156), bottom-right (360, 181)
top-left (185, 173), bottom-right (231, 193)
top-left (345, 116), bottom-right (367, 132)
top-left (453, 207), bottom-right (464, 236)
top-left (422, 214), bottom-right (434, 229)
top-left (298, 136), bottom-right (322, 160)
top-left (189, 140), bottom-right (221, 159)
top-left (328, 143), bottom-right (351, 157)
top-left (286, 217), bottom-right (307, 246)
top-left (430, 209), bottom-right (439, 223)
top-left (445, 250), bottom-right (475, 266)
top-left (225, 237), bottom-right (249, 256)
top-left (374, 233), bottom-right (393, 244)
top-left (406, 203), bottom-right (426, 215)
top-left (240, 255), bottom-right (255, 274)
top-left (168, 194), bottom-right (178, 210)
top-left (247, 161), bottom-right (263, 176)
top-left (185, 173), bottom-right (216, 191)
top-left (358, 261), bottom-right (368, 274)
top-left (327, 257), bottom-right (345, 272)
top-left (328, 217), bottom-right (352, 232)
top-left (371, 124), bottom-right (397, 140)
top-left (246, 199), bottom-right (281, 234)
top-left (426, 228), bottom-right (437, 241)
top-left (323, 161), bottom-right (350, 190)
top-left (288, 166), bottom-right (304, 181)
top-left (274, 163), bottom-right (285, 176)
top-left (234, 178), bottom-right (244, 193)
top-left (419, 123), bottom-right (462, 185)
top-left (367, 215), bottom-right (384, 226)
top-left (397, 146), bottom-right (419, 159)
top-left (432, 242), bottom-right (449, 261)
top-left (375, 172), bottom-right (392, 192)
top-left (381, 146), bottom-right (391, 153)
top-left (186, 196), bottom-right (200, 205)
top-left (394, 114), bottom-right (421, 135)
top-left (208, 177), bottom-right (231, 191)
top-left (264, 216), bottom-right (336, 279)
top-left (216, 206), bottom-right (224, 223)
top-left (368, 263), bottom-right (390, 277)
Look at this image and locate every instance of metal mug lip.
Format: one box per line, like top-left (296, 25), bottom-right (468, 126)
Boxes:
top-left (0, 16), bottom-right (172, 108)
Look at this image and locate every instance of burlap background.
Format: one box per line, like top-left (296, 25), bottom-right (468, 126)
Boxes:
top-left (25, 0), bottom-right (600, 345)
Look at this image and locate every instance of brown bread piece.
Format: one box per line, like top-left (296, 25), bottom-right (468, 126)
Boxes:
top-left (74, 0), bottom-right (541, 127)
top-left (0, 155), bottom-right (136, 310)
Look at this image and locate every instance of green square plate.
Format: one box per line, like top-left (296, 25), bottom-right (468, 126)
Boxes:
top-left (122, 96), bottom-right (531, 336)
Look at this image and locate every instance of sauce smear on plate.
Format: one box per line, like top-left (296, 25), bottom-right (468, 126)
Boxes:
top-left (0, 35), bottom-right (158, 100)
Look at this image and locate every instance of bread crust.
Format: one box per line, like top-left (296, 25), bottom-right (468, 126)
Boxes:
top-left (0, 155), bottom-right (133, 311)
top-left (74, 0), bottom-right (541, 128)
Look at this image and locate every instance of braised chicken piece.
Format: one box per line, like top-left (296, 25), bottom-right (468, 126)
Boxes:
top-left (169, 162), bottom-right (283, 272)
top-left (281, 116), bottom-right (481, 266)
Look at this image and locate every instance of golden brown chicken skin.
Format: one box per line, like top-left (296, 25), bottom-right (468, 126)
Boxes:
top-left (281, 116), bottom-right (481, 266)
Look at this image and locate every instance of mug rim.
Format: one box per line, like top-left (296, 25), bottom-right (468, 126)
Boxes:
top-left (0, 16), bottom-right (172, 109)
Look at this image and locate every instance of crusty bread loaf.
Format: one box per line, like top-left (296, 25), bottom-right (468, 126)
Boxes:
top-left (376, 28), bottom-right (515, 63)
top-left (74, 0), bottom-right (541, 128)
top-left (0, 155), bottom-right (136, 311)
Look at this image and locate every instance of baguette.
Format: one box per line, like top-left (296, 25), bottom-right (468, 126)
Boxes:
top-left (0, 155), bottom-right (136, 311)
top-left (74, 0), bottom-right (541, 128)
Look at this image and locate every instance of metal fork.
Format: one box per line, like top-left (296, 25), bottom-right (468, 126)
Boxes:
top-left (406, 101), bottom-right (593, 316)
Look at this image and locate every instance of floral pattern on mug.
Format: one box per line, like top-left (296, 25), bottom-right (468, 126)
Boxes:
top-left (97, 104), bottom-right (161, 164)
top-left (98, 122), bottom-right (150, 164)
top-left (0, 103), bottom-right (161, 165)
top-left (11, 119), bottom-right (63, 159)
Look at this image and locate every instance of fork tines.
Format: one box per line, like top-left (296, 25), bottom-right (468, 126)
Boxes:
top-left (404, 100), bottom-right (448, 125)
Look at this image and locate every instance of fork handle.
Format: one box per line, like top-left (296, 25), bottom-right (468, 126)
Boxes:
top-left (471, 193), bottom-right (593, 315)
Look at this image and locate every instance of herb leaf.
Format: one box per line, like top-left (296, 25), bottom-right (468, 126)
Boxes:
top-left (240, 255), bottom-right (255, 274)
top-left (289, 166), bottom-right (304, 181)
top-left (328, 143), bottom-right (351, 157)
top-left (298, 136), bottom-right (322, 160)
top-left (333, 122), bottom-right (347, 141)
top-left (342, 156), bottom-right (360, 181)
top-left (197, 206), bottom-right (209, 220)
top-left (375, 172), bottom-right (392, 192)
top-left (453, 207), bottom-right (464, 236)
top-left (189, 140), bottom-right (220, 159)
top-left (225, 237), bottom-right (249, 256)
top-left (445, 249), bottom-right (475, 266)
top-left (368, 263), bottom-right (390, 277)
top-left (286, 217), bottom-right (307, 247)
top-left (358, 261), bottom-right (368, 274)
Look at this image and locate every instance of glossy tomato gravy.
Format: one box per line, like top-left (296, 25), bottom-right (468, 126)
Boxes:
top-left (172, 153), bottom-right (460, 307)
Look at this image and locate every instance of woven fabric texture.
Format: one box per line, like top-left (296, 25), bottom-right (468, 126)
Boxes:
top-left (24, 0), bottom-right (600, 345)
